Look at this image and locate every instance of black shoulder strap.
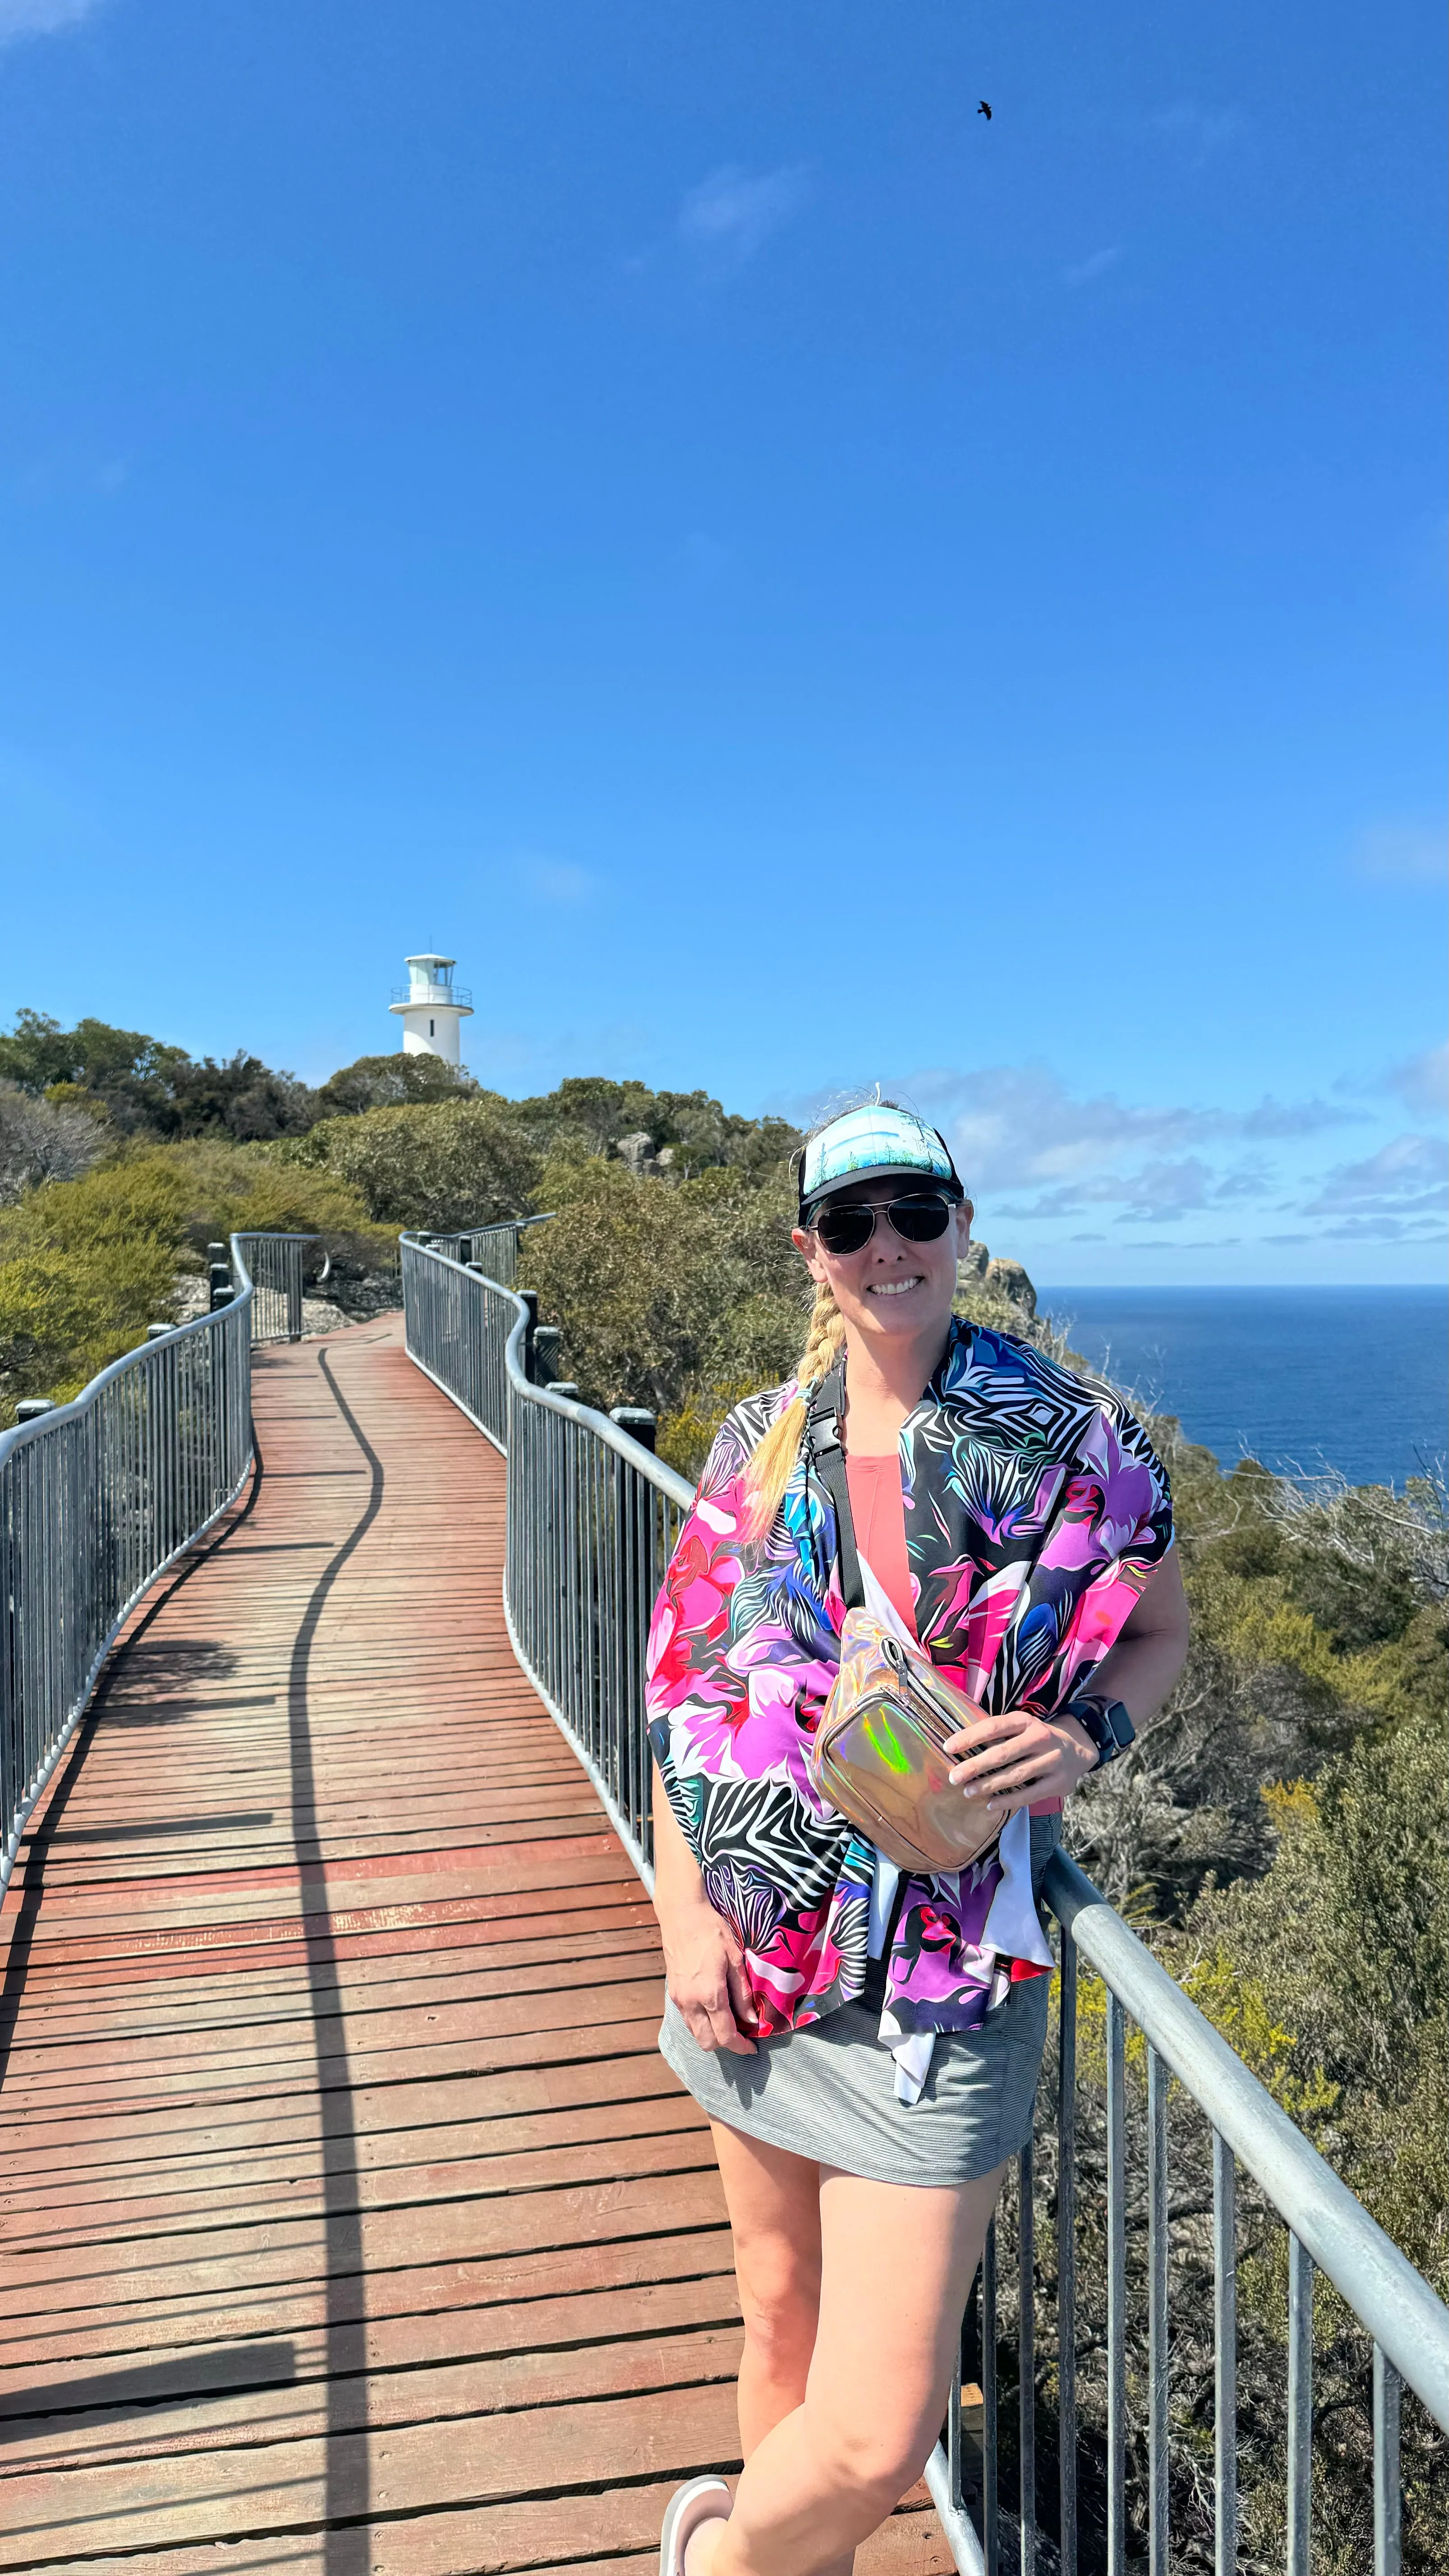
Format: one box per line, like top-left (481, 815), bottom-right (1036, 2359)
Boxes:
top-left (804, 1367), bottom-right (865, 1612)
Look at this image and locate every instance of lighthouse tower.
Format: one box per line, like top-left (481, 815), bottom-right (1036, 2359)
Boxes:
top-left (388, 954), bottom-right (474, 1066)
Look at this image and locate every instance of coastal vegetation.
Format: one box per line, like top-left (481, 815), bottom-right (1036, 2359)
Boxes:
top-left (1, 1010), bottom-right (1444, 2562)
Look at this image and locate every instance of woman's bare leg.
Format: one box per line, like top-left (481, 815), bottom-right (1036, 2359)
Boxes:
top-left (708, 2121), bottom-right (825, 2456)
top-left (687, 2161), bottom-right (1005, 2576)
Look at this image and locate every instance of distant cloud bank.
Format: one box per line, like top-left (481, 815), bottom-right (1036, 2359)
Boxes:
top-left (0, 0), bottom-right (106, 42)
top-left (783, 1053), bottom-right (1449, 1255)
top-left (1351, 821), bottom-right (1448, 886)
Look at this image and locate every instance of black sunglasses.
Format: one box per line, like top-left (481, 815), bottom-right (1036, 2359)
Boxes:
top-left (813, 1191), bottom-right (957, 1256)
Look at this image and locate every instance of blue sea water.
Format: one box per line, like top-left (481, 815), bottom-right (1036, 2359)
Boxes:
top-left (1034, 1286), bottom-right (1448, 1491)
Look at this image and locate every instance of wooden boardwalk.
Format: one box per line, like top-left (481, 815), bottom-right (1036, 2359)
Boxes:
top-left (0, 1320), bottom-right (952, 2576)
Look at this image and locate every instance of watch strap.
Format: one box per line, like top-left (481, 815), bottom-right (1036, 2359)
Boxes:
top-left (1065, 1692), bottom-right (1136, 1767)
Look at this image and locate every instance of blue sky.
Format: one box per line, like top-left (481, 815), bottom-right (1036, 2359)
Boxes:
top-left (1, 0), bottom-right (1444, 1283)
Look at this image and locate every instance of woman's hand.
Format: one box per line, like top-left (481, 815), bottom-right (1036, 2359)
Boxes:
top-left (943, 1706), bottom-right (1098, 1814)
top-left (652, 1764), bottom-right (760, 2055)
top-left (661, 1892), bottom-right (760, 2056)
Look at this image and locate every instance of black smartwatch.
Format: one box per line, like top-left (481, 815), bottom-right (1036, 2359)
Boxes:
top-left (1064, 1693), bottom-right (1136, 1769)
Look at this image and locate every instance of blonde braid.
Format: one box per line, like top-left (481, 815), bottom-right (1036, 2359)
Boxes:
top-left (741, 1282), bottom-right (847, 1544)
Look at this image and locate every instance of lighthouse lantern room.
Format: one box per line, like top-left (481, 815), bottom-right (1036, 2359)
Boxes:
top-left (388, 955), bottom-right (474, 1066)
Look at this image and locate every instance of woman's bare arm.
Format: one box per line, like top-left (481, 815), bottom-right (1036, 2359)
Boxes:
top-left (1086, 1546), bottom-right (1191, 1726)
top-left (651, 1767), bottom-right (759, 2056)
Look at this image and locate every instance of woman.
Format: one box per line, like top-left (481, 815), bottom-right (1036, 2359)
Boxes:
top-left (645, 1104), bottom-right (1190, 2576)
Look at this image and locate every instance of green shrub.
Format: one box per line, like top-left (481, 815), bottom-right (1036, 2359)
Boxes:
top-left (291, 1097), bottom-right (542, 1230)
top-left (314, 1053), bottom-right (478, 1117)
top-left (520, 1153), bottom-right (805, 1433)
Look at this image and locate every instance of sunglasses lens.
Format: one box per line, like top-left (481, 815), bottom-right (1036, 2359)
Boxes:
top-left (890, 1196), bottom-right (953, 1242)
top-left (816, 1204), bottom-right (875, 1255)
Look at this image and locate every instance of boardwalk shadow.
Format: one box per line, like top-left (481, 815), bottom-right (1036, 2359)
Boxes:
top-left (102, 1635), bottom-right (240, 1702)
top-left (281, 1345), bottom-right (386, 2576)
top-left (0, 2343), bottom-right (299, 2437)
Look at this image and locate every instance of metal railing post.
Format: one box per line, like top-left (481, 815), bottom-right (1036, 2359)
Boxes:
top-left (1057, 1927), bottom-right (1079, 2576)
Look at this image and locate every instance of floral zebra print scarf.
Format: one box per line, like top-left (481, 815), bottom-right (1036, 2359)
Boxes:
top-left (645, 1318), bottom-right (1173, 2042)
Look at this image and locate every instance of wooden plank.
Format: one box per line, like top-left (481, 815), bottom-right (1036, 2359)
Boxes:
top-left (0, 2229), bottom-right (739, 2385)
top-left (3, 2118), bottom-right (718, 2256)
top-left (0, 2382), bottom-right (746, 2562)
top-left (0, 2325), bottom-right (747, 2471)
top-left (53, 2493), bottom-right (954, 2576)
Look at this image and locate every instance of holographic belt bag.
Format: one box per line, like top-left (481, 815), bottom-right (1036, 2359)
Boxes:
top-left (804, 1377), bottom-right (1000, 1877)
top-left (810, 1607), bottom-right (1001, 1875)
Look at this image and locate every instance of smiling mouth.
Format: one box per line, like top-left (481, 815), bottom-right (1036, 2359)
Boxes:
top-left (865, 1276), bottom-right (926, 1297)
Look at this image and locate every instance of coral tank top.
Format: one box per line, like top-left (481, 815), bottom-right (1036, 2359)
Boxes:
top-left (844, 1450), bottom-right (1061, 1817)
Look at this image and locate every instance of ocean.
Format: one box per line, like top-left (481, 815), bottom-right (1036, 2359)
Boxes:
top-left (1034, 1285), bottom-right (1448, 1491)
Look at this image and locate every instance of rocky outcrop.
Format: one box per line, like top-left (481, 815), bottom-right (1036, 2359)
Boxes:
top-left (983, 1256), bottom-right (1036, 1319)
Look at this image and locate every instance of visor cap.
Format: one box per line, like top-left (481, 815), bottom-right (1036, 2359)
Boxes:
top-left (799, 1105), bottom-right (962, 1217)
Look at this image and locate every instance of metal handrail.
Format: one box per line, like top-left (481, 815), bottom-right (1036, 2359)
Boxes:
top-left (0, 1233), bottom-right (260, 1905)
top-left (410, 1212), bottom-right (554, 1288)
top-left (389, 982), bottom-right (473, 1007)
top-left (232, 1230), bottom-right (318, 1343)
top-left (401, 1236), bottom-right (1449, 2576)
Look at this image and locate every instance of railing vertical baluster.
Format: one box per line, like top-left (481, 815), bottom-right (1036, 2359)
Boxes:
top-left (1106, 1990), bottom-right (1127, 2576)
top-left (983, 2213), bottom-right (999, 2576)
top-left (1018, 2138), bottom-right (1036, 2576)
top-left (1213, 2130), bottom-right (1237, 2576)
top-left (947, 2303), bottom-right (966, 2516)
top-left (0, 1237), bottom-right (256, 1910)
top-left (1373, 2346), bottom-right (1400, 2576)
top-left (1057, 1926), bottom-right (1078, 2576)
top-left (1147, 2042), bottom-right (1169, 2576)
top-left (1287, 2235), bottom-right (1313, 2576)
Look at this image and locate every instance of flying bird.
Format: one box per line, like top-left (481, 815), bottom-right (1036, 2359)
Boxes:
top-left (978, 100), bottom-right (992, 120)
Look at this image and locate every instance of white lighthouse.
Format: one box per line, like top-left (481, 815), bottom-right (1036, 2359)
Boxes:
top-left (388, 954), bottom-right (474, 1066)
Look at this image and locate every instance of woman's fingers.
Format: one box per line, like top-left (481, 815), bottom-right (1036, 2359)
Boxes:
top-left (664, 1909), bottom-right (762, 2056)
top-left (693, 1983), bottom-right (756, 2056)
top-left (941, 1708), bottom-right (1030, 1758)
top-left (724, 1949), bottom-right (762, 2049)
top-left (950, 1740), bottom-right (1056, 1793)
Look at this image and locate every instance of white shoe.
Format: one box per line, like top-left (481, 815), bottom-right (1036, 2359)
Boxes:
top-left (659, 2475), bottom-right (732, 2576)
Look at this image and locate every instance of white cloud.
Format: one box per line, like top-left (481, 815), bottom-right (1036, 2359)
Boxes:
top-left (1001, 1154), bottom-right (1274, 1228)
top-left (1380, 1042), bottom-right (1448, 1123)
top-left (899, 1062), bottom-right (1355, 1198)
top-left (1150, 101), bottom-right (1250, 168)
top-left (522, 859), bottom-right (595, 907)
top-left (1064, 248), bottom-right (1122, 287)
top-left (679, 163), bottom-right (810, 273)
top-left (1303, 1133), bottom-right (1449, 1221)
top-left (788, 1058), bottom-right (1445, 1253)
top-left (1317, 1213), bottom-right (1446, 1243)
top-left (0, 0), bottom-right (104, 40)
top-left (14, 446), bottom-right (129, 502)
top-left (1350, 821), bottom-right (1448, 887)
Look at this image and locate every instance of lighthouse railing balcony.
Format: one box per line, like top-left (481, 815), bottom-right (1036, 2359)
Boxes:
top-left (390, 981), bottom-right (473, 1008)
top-left (0, 1230), bottom-right (270, 1908)
top-left (400, 1233), bottom-right (1449, 2576)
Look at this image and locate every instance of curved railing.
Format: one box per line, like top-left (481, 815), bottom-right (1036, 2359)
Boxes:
top-left (402, 1233), bottom-right (1449, 2576)
top-left (400, 1230), bottom-right (690, 1876)
top-left (0, 1233), bottom-right (264, 1903)
top-left (408, 1211), bottom-right (554, 1288)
